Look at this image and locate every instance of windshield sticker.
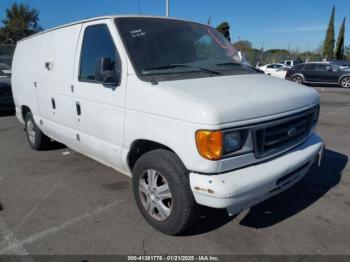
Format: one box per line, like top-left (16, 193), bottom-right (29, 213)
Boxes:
top-left (130, 29), bottom-right (146, 38)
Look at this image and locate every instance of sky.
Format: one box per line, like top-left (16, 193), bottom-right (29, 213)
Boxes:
top-left (0, 0), bottom-right (349, 51)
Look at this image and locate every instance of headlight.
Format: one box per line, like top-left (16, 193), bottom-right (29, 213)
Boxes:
top-left (223, 131), bottom-right (242, 154)
top-left (195, 130), bottom-right (247, 160)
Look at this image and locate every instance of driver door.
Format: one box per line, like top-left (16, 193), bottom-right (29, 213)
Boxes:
top-left (72, 20), bottom-right (126, 169)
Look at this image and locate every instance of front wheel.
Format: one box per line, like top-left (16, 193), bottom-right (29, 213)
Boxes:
top-left (132, 149), bottom-right (200, 235)
top-left (340, 77), bottom-right (350, 88)
top-left (292, 75), bottom-right (304, 84)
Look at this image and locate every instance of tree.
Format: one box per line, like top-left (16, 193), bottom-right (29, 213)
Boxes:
top-left (246, 48), bottom-right (262, 67)
top-left (323, 6), bottom-right (335, 60)
top-left (263, 49), bottom-right (290, 63)
top-left (334, 17), bottom-right (346, 60)
top-left (216, 22), bottom-right (231, 41)
top-left (346, 45), bottom-right (350, 61)
top-left (233, 40), bottom-right (252, 52)
top-left (0, 3), bottom-right (42, 44)
top-left (300, 51), bottom-right (322, 62)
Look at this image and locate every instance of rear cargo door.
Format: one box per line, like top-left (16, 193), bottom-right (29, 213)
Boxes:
top-left (36, 24), bottom-right (83, 151)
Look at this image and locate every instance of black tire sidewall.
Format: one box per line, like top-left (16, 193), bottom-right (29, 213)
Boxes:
top-left (25, 112), bottom-right (44, 150)
top-left (132, 149), bottom-right (198, 235)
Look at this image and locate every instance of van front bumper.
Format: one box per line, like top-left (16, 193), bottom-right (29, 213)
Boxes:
top-left (189, 133), bottom-right (324, 214)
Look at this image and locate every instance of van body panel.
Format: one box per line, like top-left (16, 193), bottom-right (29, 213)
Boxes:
top-left (36, 24), bottom-right (82, 150)
top-left (71, 19), bottom-right (127, 169)
top-left (12, 35), bottom-right (42, 119)
top-left (139, 74), bottom-right (319, 126)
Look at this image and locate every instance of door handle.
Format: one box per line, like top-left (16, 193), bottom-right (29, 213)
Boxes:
top-left (45, 62), bottom-right (53, 70)
top-left (76, 102), bottom-right (81, 116)
top-left (51, 98), bottom-right (56, 110)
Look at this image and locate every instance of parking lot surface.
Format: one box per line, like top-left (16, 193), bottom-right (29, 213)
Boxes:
top-left (0, 86), bottom-right (349, 255)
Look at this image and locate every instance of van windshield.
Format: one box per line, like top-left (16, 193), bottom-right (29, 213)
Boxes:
top-left (115, 17), bottom-right (257, 81)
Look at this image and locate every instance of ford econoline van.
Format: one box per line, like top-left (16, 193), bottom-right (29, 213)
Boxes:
top-left (12, 16), bottom-right (324, 235)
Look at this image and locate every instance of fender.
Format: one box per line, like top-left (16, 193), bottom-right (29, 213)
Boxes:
top-left (338, 74), bottom-right (350, 84)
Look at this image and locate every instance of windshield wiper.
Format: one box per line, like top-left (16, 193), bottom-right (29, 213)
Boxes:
top-left (143, 64), bottom-right (222, 75)
top-left (216, 62), bottom-right (242, 66)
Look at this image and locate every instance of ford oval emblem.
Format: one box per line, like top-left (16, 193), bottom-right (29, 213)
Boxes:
top-left (288, 127), bottom-right (297, 137)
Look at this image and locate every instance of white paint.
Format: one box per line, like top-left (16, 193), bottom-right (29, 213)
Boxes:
top-left (0, 200), bottom-right (124, 254)
top-left (190, 133), bottom-right (323, 211)
top-left (257, 63), bottom-right (285, 73)
top-left (267, 67), bottom-right (289, 79)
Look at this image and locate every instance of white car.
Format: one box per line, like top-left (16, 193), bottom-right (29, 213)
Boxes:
top-left (0, 63), bottom-right (12, 77)
top-left (267, 66), bottom-right (290, 79)
top-left (12, 16), bottom-right (324, 235)
top-left (258, 63), bottom-right (285, 74)
top-left (279, 60), bottom-right (303, 67)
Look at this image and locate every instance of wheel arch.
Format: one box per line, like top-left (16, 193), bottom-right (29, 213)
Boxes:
top-left (338, 74), bottom-right (350, 84)
top-left (21, 105), bottom-right (31, 122)
top-left (127, 139), bottom-right (179, 172)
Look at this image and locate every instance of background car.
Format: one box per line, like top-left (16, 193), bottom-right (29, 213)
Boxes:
top-left (279, 60), bottom-right (303, 67)
top-left (328, 60), bottom-right (350, 70)
top-left (257, 63), bottom-right (285, 74)
top-left (285, 62), bottom-right (350, 88)
top-left (0, 77), bottom-right (15, 112)
top-left (0, 63), bottom-right (12, 77)
top-left (267, 66), bottom-right (290, 79)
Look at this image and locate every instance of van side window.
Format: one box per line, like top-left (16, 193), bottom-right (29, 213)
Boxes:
top-left (79, 24), bottom-right (120, 82)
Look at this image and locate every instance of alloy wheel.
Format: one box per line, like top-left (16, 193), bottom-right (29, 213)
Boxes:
top-left (26, 119), bottom-right (36, 145)
top-left (341, 77), bottom-right (350, 88)
top-left (292, 76), bottom-right (303, 84)
top-left (138, 169), bottom-right (173, 221)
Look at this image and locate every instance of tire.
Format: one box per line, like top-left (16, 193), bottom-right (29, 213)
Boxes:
top-left (292, 75), bottom-right (304, 84)
top-left (132, 149), bottom-right (200, 235)
top-left (24, 112), bottom-right (51, 150)
top-left (340, 76), bottom-right (350, 88)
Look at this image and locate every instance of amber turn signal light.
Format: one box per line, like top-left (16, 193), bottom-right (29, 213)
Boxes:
top-left (195, 130), bottom-right (223, 160)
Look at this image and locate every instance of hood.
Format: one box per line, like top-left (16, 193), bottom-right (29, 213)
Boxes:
top-left (134, 74), bottom-right (319, 125)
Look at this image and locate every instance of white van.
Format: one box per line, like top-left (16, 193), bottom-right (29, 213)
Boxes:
top-left (12, 16), bottom-right (324, 235)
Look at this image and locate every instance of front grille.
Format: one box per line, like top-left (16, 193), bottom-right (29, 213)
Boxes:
top-left (253, 106), bottom-right (318, 158)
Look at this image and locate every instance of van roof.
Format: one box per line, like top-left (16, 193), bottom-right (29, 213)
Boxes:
top-left (17, 15), bottom-right (193, 43)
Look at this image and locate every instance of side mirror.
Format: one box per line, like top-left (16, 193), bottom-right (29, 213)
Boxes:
top-left (95, 57), bottom-right (120, 86)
